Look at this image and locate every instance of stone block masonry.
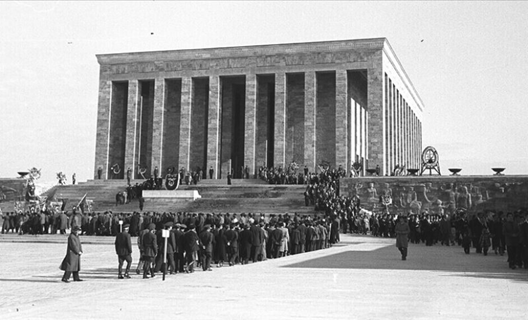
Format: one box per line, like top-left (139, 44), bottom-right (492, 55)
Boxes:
top-left (94, 38), bottom-right (424, 178)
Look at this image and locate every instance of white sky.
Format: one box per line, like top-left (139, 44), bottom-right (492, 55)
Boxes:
top-left (1, 1), bottom-right (527, 185)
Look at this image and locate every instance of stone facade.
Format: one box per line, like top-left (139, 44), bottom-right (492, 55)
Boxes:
top-left (94, 38), bottom-right (424, 179)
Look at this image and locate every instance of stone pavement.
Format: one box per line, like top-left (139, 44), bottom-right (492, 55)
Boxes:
top-left (0, 233), bottom-right (526, 320)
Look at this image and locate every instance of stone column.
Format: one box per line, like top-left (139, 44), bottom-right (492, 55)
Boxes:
top-left (94, 80), bottom-right (112, 179)
top-left (274, 72), bottom-right (286, 169)
top-left (207, 75), bottom-right (221, 179)
top-left (304, 71), bottom-right (316, 172)
top-left (335, 69), bottom-right (348, 171)
top-left (178, 77), bottom-right (192, 171)
top-left (367, 62), bottom-right (384, 173)
top-left (124, 80), bottom-right (139, 178)
top-left (151, 78), bottom-right (165, 174)
top-left (244, 74), bottom-right (257, 178)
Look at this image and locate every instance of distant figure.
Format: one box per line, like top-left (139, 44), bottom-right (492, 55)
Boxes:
top-left (227, 172), bottom-right (232, 185)
top-left (97, 166), bottom-right (103, 179)
top-left (126, 167), bottom-right (132, 185)
top-left (153, 166), bottom-right (159, 179)
top-left (209, 166), bottom-right (214, 179)
top-left (375, 165), bottom-right (380, 176)
top-left (138, 197), bottom-right (144, 211)
top-left (244, 166), bottom-right (250, 179)
top-left (72, 173), bottom-right (76, 185)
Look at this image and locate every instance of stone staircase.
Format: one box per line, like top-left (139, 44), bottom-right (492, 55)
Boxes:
top-left (42, 179), bottom-right (314, 215)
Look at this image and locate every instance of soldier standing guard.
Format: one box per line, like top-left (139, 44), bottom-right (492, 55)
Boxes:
top-left (209, 166), bottom-right (214, 179)
top-left (60, 226), bottom-right (83, 282)
top-left (115, 224), bottom-right (132, 279)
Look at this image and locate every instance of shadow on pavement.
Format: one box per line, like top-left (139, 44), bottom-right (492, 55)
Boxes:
top-left (284, 243), bottom-right (528, 283)
top-left (0, 278), bottom-right (58, 283)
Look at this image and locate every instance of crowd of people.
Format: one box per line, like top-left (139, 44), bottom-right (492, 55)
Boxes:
top-left (41, 210), bottom-right (340, 280)
top-left (302, 167), bottom-right (528, 270)
top-left (2, 164), bottom-right (528, 280)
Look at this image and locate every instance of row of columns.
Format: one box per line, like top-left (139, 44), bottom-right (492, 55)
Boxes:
top-left (385, 74), bottom-right (422, 174)
top-left (97, 69), bottom-right (374, 179)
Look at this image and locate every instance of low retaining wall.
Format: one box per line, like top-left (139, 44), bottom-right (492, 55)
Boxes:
top-left (339, 175), bottom-right (528, 215)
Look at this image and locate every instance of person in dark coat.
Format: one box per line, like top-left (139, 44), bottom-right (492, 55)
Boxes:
top-left (141, 223), bottom-right (158, 278)
top-left (469, 214), bottom-right (484, 253)
top-left (173, 223), bottom-right (186, 273)
top-left (250, 220), bottom-right (264, 262)
top-left (199, 224), bottom-right (215, 271)
top-left (395, 216), bottom-right (410, 260)
top-left (184, 224), bottom-right (202, 273)
top-left (503, 212), bottom-right (520, 269)
top-left (290, 225), bottom-right (301, 255)
top-left (130, 212), bottom-right (140, 237)
top-left (59, 211), bottom-right (68, 234)
top-left (115, 224), bottom-right (133, 279)
top-left (154, 222), bottom-right (176, 274)
top-left (224, 224), bottom-right (239, 266)
top-left (60, 226), bottom-right (83, 282)
top-left (214, 224), bottom-right (226, 267)
top-left (270, 224), bottom-right (283, 258)
top-left (238, 224), bottom-right (253, 264)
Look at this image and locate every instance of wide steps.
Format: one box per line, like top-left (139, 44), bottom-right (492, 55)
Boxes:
top-left (39, 181), bottom-right (313, 215)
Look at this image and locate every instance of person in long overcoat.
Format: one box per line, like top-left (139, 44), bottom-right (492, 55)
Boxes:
top-left (214, 224), bottom-right (226, 267)
top-left (141, 223), bottom-right (158, 278)
top-left (115, 224), bottom-right (133, 279)
top-left (184, 224), bottom-right (202, 272)
top-left (59, 211), bottom-right (69, 234)
top-left (238, 224), bottom-right (253, 264)
top-left (199, 224), bottom-right (215, 271)
top-left (395, 216), bottom-right (410, 260)
top-left (60, 226), bottom-right (83, 282)
top-left (224, 224), bottom-right (238, 266)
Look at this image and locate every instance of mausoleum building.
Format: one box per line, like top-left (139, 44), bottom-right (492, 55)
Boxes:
top-left (94, 38), bottom-right (424, 179)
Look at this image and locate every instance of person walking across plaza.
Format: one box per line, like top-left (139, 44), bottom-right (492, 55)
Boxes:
top-left (115, 224), bottom-right (133, 279)
top-left (60, 226), bottom-right (83, 282)
top-left (395, 215), bottom-right (410, 260)
top-left (141, 223), bottom-right (158, 278)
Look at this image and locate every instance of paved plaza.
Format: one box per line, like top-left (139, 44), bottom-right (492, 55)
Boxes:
top-left (0, 233), bottom-right (526, 320)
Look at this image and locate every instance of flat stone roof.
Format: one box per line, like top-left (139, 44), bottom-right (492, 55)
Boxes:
top-left (96, 38), bottom-right (387, 65)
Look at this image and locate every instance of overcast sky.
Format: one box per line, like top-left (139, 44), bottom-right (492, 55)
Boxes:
top-left (1, 1), bottom-right (527, 186)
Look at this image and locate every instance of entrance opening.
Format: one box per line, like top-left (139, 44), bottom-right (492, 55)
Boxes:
top-left (220, 76), bottom-right (246, 178)
top-left (137, 80), bottom-right (154, 178)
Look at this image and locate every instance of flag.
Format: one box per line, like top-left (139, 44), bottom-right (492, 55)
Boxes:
top-left (77, 193), bottom-right (87, 214)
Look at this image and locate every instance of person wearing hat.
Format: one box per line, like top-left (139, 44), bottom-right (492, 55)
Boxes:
top-left (395, 215), bottom-right (410, 260)
top-left (183, 223), bottom-right (202, 273)
top-left (154, 222), bottom-right (176, 274)
top-left (60, 226), bottom-right (83, 283)
top-left (199, 224), bottom-right (214, 271)
top-left (115, 223), bottom-right (133, 279)
top-left (173, 223), bottom-right (186, 273)
top-left (141, 223), bottom-right (158, 278)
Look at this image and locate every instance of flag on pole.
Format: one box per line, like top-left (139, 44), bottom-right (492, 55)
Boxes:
top-left (77, 193), bottom-right (87, 214)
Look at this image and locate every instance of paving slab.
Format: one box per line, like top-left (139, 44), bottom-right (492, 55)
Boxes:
top-left (0, 234), bottom-right (526, 320)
